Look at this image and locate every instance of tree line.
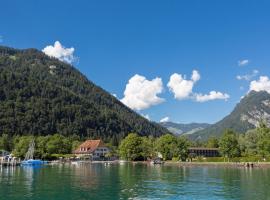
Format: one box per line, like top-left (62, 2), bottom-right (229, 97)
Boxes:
top-left (0, 134), bottom-right (81, 160)
top-left (119, 123), bottom-right (270, 161)
top-left (1, 123), bottom-right (270, 161)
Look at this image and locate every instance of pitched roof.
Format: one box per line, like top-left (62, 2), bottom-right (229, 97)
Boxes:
top-left (74, 140), bottom-right (105, 154)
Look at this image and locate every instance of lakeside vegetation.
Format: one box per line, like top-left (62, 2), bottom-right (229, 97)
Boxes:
top-left (119, 122), bottom-right (270, 161)
top-left (2, 123), bottom-right (270, 162)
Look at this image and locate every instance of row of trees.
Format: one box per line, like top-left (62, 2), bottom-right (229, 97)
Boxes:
top-left (119, 123), bottom-right (270, 161)
top-left (0, 134), bottom-right (81, 159)
top-left (1, 123), bottom-right (270, 161)
top-left (119, 133), bottom-right (190, 161)
top-left (202, 123), bottom-right (270, 159)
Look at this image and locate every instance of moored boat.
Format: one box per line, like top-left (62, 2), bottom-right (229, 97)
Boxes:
top-left (151, 157), bottom-right (164, 165)
top-left (21, 139), bottom-right (47, 166)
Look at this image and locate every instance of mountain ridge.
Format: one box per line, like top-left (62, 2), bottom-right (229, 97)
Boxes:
top-left (189, 91), bottom-right (270, 140)
top-left (0, 45), bottom-right (169, 144)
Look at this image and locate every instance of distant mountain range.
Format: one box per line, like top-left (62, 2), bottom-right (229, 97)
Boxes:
top-left (160, 122), bottom-right (211, 136)
top-left (189, 91), bottom-right (270, 140)
top-left (0, 46), bottom-right (168, 144)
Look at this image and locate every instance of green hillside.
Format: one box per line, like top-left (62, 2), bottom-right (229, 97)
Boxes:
top-left (0, 46), bottom-right (168, 144)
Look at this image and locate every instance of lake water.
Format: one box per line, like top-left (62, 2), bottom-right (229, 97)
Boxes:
top-left (0, 163), bottom-right (270, 200)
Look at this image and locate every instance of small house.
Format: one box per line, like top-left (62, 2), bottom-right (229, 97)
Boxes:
top-left (74, 140), bottom-right (110, 160)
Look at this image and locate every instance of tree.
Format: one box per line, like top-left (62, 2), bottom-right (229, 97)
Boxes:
top-left (119, 133), bottom-right (143, 161)
top-left (35, 136), bottom-right (50, 159)
top-left (207, 137), bottom-right (219, 148)
top-left (156, 134), bottom-right (177, 160)
top-left (46, 134), bottom-right (71, 155)
top-left (176, 136), bottom-right (190, 161)
top-left (140, 136), bottom-right (156, 161)
top-left (12, 136), bottom-right (33, 158)
top-left (256, 122), bottom-right (270, 157)
top-left (219, 130), bottom-right (240, 160)
top-left (71, 140), bottom-right (81, 152)
top-left (0, 134), bottom-right (11, 151)
top-left (241, 129), bottom-right (259, 156)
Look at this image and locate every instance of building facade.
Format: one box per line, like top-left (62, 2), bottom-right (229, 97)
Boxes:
top-left (74, 140), bottom-right (110, 160)
top-left (188, 147), bottom-right (220, 157)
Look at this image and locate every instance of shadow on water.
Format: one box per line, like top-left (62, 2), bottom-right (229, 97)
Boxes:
top-left (0, 163), bottom-right (270, 200)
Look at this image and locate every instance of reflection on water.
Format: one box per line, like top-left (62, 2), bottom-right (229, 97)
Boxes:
top-left (0, 163), bottom-right (270, 200)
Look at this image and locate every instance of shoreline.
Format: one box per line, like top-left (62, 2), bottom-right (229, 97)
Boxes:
top-left (122, 160), bottom-right (270, 168)
top-left (164, 161), bottom-right (270, 168)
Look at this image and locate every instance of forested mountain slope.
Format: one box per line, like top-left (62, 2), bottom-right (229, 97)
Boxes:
top-left (0, 46), bottom-right (168, 144)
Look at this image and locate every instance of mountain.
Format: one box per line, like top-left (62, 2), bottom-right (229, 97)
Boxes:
top-left (190, 91), bottom-right (270, 140)
top-left (0, 46), bottom-right (168, 144)
top-left (160, 122), bottom-right (211, 136)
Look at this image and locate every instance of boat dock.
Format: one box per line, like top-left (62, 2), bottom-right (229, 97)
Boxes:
top-left (0, 158), bottom-right (21, 166)
top-left (0, 161), bottom-right (21, 166)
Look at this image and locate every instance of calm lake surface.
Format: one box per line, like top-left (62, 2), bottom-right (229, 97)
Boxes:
top-left (0, 163), bottom-right (270, 200)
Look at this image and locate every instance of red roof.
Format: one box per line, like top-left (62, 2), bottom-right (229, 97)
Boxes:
top-left (74, 140), bottom-right (105, 154)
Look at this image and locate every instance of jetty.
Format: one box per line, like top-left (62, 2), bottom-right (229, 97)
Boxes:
top-left (0, 157), bottom-right (21, 166)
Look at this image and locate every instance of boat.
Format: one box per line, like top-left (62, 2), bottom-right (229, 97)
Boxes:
top-left (151, 158), bottom-right (164, 165)
top-left (21, 139), bottom-right (47, 166)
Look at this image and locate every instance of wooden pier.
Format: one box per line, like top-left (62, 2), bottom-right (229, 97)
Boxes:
top-left (0, 158), bottom-right (21, 166)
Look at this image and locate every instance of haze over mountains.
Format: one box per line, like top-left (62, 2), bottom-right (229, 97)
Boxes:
top-left (159, 122), bottom-right (211, 136)
top-left (0, 46), bottom-right (168, 144)
top-left (159, 91), bottom-right (270, 140)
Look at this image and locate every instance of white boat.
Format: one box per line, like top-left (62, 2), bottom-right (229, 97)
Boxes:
top-left (151, 158), bottom-right (164, 165)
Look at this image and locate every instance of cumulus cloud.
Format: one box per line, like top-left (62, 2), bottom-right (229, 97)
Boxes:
top-left (167, 70), bottom-right (229, 102)
top-left (167, 70), bottom-right (200, 100)
top-left (141, 114), bottom-right (150, 120)
top-left (249, 76), bottom-right (270, 93)
top-left (195, 91), bottom-right (230, 102)
top-left (121, 74), bottom-right (164, 110)
top-left (238, 59), bottom-right (249, 66)
top-left (236, 70), bottom-right (259, 81)
top-left (160, 116), bottom-right (170, 123)
top-left (42, 41), bottom-right (75, 64)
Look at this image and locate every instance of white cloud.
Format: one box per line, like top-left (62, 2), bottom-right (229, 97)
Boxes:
top-left (167, 70), bottom-right (200, 100)
top-left (236, 69), bottom-right (259, 81)
top-left (238, 59), bottom-right (249, 66)
top-left (249, 76), bottom-right (270, 93)
top-left (195, 91), bottom-right (230, 102)
top-left (112, 93), bottom-right (117, 98)
top-left (121, 74), bottom-right (164, 110)
top-left (167, 70), bottom-right (230, 102)
top-left (141, 114), bottom-right (150, 120)
top-left (42, 41), bottom-right (75, 64)
top-left (160, 116), bottom-right (170, 123)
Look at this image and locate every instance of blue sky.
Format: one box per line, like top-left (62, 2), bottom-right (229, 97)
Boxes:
top-left (1, 0), bottom-right (270, 123)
